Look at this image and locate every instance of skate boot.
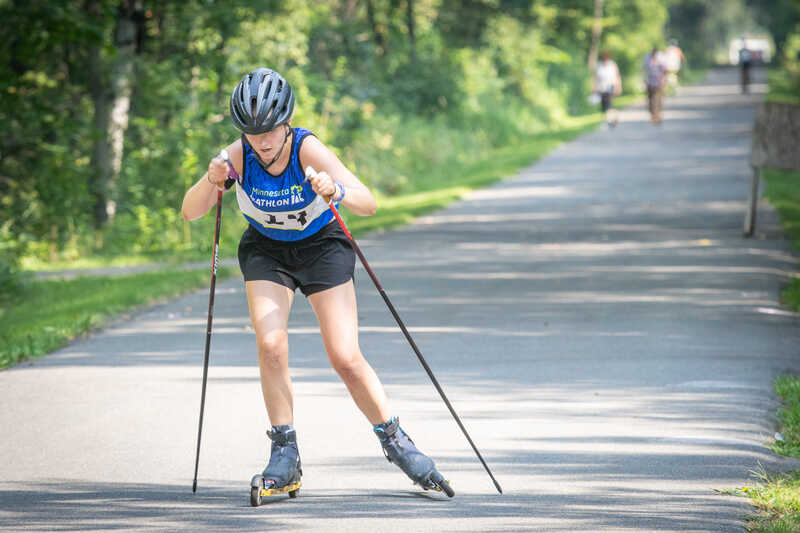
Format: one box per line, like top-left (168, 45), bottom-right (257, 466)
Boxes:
top-left (373, 417), bottom-right (454, 497)
top-left (249, 425), bottom-right (302, 506)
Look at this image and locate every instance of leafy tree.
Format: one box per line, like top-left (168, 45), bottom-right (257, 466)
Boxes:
top-left (0, 0), bottom-right (99, 259)
top-left (12, 0), bottom-right (791, 270)
top-left (747, 0), bottom-right (800, 58)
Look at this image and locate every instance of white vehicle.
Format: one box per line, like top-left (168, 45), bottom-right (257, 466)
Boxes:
top-left (729, 35), bottom-right (772, 65)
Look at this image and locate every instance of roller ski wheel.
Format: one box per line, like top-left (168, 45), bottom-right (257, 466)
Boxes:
top-left (427, 469), bottom-right (455, 498)
top-left (249, 474), bottom-right (301, 506)
top-left (374, 417), bottom-right (455, 498)
top-left (249, 426), bottom-right (302, 507)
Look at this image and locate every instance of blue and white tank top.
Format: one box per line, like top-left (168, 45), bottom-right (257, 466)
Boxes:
top-left (235, 127), bottom-right (336, 241)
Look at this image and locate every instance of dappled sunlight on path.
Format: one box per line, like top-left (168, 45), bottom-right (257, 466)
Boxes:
top-left (1, 67), bottom-right (798, 532)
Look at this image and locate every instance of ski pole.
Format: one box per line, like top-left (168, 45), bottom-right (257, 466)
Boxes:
top-left (305, 166), bottom-right (503, 495)
top-left (192, 152), bottom-right (228, 493)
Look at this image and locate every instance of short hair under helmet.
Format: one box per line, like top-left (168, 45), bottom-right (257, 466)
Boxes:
top-left (230, 68), bottom-right (295, 134)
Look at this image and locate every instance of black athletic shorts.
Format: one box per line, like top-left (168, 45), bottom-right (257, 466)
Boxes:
top-left (600, 91), bottom-right (613, 113)
top-left (237, 221), bottom-right (356, 296)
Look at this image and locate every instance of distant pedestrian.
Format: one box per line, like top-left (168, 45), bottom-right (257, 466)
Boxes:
top-left (593, 51), bottom-right (622, 128)
top-left (739, 41), bottom-right (752, 94)
top-left (663, 39), bottom-right (685, 91)
top-left (643, 47), bottom-right (666, 124)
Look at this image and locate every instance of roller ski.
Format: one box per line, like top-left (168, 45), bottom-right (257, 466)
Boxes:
top-left (374, 417), bottom-right (454, 497)
top-left (250, 425), bottom-right (302, 506)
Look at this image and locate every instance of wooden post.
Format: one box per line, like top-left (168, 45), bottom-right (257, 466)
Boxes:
top-left (744, 102), bottom-right (800, 237)
top-left (743, 166), bottom-right (760, 237)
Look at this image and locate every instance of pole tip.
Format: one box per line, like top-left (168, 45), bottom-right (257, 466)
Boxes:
top-left (192, 480), bottom-right (197, 493)
top-left (494, 480), bottom-right (503, 494)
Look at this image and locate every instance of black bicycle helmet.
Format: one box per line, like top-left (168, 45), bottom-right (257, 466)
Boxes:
top-left (230, 68), bottom-right (295, 134)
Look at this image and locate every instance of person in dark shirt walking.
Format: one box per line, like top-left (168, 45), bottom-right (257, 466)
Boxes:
top-left (643, 47), bottom-right (666, 124)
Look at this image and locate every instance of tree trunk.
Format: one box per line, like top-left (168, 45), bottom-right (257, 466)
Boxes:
top-left (86, 0), bottom-right (112, 228)
top-left (86, 0), bottom-right (141, 229)
top-left (342, 0), bottom-right (357, 19)
top-left (406, 0), bottom-right (416, 62)
top-left (365, 0), bottom-right (385, 53)
top-left (106, 0), bottom-right (141, 222)
top-left (587, 0), bottom-right (604, 72)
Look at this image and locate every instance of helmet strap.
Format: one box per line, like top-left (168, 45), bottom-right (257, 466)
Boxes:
top-left (252, 124), bottom-right (292, 172)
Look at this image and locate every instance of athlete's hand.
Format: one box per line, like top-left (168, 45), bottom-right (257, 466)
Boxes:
top-left (306, 168), bottom-right (337, 200)
top-left (207, 157), bottom-right (228, 189)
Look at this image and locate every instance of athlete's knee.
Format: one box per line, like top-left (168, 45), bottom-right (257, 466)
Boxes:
top-left (329, 348), bottom-right (366, 382)
top-left (257, 330), bottom-right (289, 369)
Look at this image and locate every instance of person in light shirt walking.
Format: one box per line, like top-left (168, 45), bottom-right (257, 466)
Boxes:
top-left (663, 39), bottom-right (686, 92)
top-left (593, 51), bottom-right (622, 128)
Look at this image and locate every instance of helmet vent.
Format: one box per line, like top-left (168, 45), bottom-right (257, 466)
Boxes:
top-left (230, 68), bottom-right (294, 134)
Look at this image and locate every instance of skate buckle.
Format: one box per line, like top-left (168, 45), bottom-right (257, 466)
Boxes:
top-left (430, 479), bottom-right (451, 492)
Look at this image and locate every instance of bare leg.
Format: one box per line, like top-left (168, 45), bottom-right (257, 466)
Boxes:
top-left (246, 280), bottom-right (295, 426)
top-left (655, 88), bottom-right (664, 123)
top-left (308, 280), bottom-right (391, 425)
top-left (608, 107), bottom-right (619, 126)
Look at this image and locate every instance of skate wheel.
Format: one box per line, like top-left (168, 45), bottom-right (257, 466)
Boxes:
top-left (438, 478), bottom-right (455, 498)
top-left (429, 471), bottom-right (455, 498)
top-left (288, 488), bottom-right (299, 499)
top-left (250, 486), bottom-right (262, 507)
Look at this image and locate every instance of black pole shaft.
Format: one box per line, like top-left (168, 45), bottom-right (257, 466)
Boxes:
top-left (192, 190), bottom-right (223, 493)
top-left (327, 201), bottom-right (503, 495)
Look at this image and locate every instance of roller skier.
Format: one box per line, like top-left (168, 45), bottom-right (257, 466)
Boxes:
top-left (181, 67), bottom-right (453, 504)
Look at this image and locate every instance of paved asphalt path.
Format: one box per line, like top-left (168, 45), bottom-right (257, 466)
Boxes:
top-left (2, 68), bottom-right (799, 532)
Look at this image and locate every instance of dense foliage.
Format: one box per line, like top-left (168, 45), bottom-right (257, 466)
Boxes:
top-left (666, 0), bottom-right (800, 66)
top-left (0, 0), bottom-right (794, 281)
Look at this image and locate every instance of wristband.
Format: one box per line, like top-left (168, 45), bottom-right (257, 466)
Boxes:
top-left (335, 182), bottom-right (346, 202)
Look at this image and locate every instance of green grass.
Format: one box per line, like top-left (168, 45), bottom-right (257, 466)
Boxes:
top-left (19, 252), bottom-right (187, 272)
top-left (723, 466), bottom-right (800, 533)
top-left (767, 69), bottom-right (800, 105)
top-left (723, 376), bottom-right (800, 532)
top-left (762, 168), bottom-right (800, 311)
top-left (774, 376), bottom-right (800, 458)
top-left (0, 267), bottom-right (235, 369)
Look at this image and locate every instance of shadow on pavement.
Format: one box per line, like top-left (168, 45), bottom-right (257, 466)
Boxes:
top-left (0, 476), bottom-right (747, 532)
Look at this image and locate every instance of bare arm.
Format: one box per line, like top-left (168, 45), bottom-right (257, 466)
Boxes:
top-left (299, 135), bottom-right (377, 216)
top-left (181, 139), bottom-right (244, 221)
